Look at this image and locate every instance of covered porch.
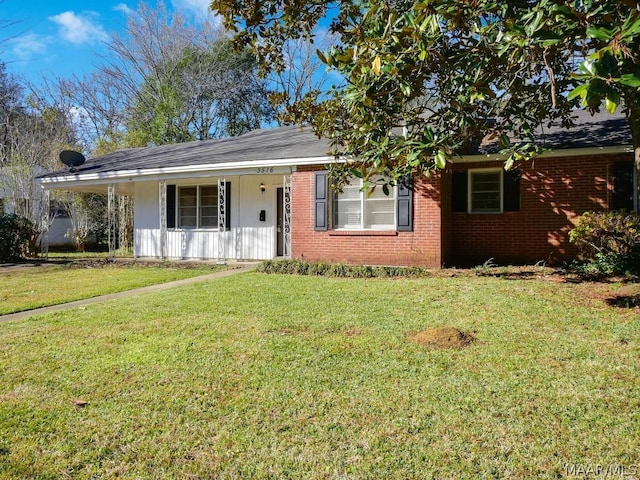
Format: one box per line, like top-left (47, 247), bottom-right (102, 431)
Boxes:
top-left (39, 171), bottom-right (293, 262)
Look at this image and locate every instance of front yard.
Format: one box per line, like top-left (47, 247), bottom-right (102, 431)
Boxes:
top-left (0, 270), bottom-right (638, 478)
top-left (0, 260), bottom-right (225, 315)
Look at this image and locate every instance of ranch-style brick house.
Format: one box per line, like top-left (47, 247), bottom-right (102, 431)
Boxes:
top-left (37, 110), bottom-right (637, 268)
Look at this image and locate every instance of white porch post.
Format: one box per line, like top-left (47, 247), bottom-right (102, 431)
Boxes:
top-left (217, 178), bottom-right (226, 262)
top-left (40, 189), bottom-right (50, 260)
top-left (283, 175), bottom-right (292, 257)
top-left (107, 183), bottom-right (116, 259)
top-left (159, 180), bottom-right (167, 260)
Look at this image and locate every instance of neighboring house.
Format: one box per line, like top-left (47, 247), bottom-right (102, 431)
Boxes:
top-left (0, 168), bottom-right (73, 248)
top-left (36, 111), bottom-right (637, 267)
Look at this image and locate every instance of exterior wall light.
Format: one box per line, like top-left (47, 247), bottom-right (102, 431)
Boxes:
top-left (260, 182), bottom-right (266, 193)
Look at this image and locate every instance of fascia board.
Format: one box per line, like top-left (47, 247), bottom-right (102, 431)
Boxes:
top-left (37, 155), bottom-right (340, 189)
top-left (456, 145), bottom-right (633, 163)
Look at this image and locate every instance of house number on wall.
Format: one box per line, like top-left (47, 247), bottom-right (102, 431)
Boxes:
top-left (256, 167), bottom-right (274, 174)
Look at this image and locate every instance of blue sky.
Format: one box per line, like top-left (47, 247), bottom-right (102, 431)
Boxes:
top-left (2, 0), bottom-right (217, 84)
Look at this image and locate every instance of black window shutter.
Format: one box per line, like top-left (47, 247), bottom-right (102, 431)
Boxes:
top-left (452, 172), bottom-right (468, 212)
top-left (396, 175), bottom-right (413, 231)
top-left (225, 181), bottom-right (231, 230)
top-left (166, 184), bottom-right (176, 228)
top-left (612, 160), bottom-right (634, 211)
top-left (503, 169), bottom-right (520, 212)
top-left (314, 171), bottom-right (328, 231)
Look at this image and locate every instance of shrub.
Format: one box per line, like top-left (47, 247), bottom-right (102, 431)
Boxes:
top-left (569, 211), bottom-right (640, 276)
top-left (0, 213), bottom-right (36, 262)
top-left (256, 259), bottom-right (431, 278)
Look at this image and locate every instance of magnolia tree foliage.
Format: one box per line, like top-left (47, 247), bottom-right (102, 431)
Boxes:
top-left (211, 0), bottom-right (640, 192)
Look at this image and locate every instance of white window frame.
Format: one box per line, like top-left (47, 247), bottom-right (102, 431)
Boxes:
top-left (177, 185), bottom-right (219, 229)
top-left (468, 168), bottom-right (503, 214)
top-left (331, 177), bottom-right (397, 230)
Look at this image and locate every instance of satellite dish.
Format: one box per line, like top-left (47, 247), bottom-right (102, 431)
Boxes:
top-left (59, 150), bottom-right (86, 170)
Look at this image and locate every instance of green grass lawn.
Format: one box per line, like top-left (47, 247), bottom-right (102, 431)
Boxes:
top-left (0, 262), bottom-right (225, 315)
top-left (0, 272), bottom-right (638, 478)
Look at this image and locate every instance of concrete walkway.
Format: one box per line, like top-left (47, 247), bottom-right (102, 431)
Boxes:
top-left (0, 264), bottom-right (255, 324)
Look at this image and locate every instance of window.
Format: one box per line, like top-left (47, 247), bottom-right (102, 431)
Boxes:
top-left (314, 172), bottom-right (412, 231)
top-left (469, 170), bottom-right (502, 213)
top-left (452, 168), bottom-right (520, 214)
top-left (178, 185), bottom-right (218, 229)
top-left (612, 160), bottom-right (635, 211)
top-left (332, 178), bottom-right (396, 230)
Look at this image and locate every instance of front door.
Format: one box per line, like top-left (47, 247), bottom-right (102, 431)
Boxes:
top-left (276, 187), bottom-right (284, 256)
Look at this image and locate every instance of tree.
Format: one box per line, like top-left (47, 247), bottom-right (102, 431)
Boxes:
top-left (267, 32), bottom-right (337, 124)
top-left (0, 62), bottom-right (23, 160)
top-left (57, 192), bottom-right (108, 252)
top-left (0, 64), bottom-right (78, 254)
top-left (211, 0), bottom-right (640, 201)
top-left (99, 1), bottom-right (273, 147)
top-left (512, 1), bottom-right (640, 191)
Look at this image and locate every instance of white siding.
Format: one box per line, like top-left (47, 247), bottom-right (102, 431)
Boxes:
top-left (133, 176), bottom-right (283, 260)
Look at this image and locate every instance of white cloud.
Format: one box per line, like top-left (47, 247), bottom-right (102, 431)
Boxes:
top-left (10, 33), bottom-right (48, 60)
top-left (171, 0), bottom-right (222, 26)
top-left (48, 11), bottom-right (109, 45)
top-left (171, 0), bottom-right (212, 17)
top-left (113, 3), bottom-right (135, 16)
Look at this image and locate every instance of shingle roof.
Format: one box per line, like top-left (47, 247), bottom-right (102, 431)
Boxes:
top-left (39, 112), bottom-right (632, 181)
top-left (536, 109), bottom-right (630, 149)
top-left (479, 109), bottom-right (631, 153)
top-left (39, 125), bottom-right (332, 180)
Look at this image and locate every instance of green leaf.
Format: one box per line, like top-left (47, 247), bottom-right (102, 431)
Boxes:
top-left (567, 83), bottom-right (589, 101)
top-left (349, 168), bottom-right (364, 178)
top-left (618, 74), bottom-right (640, 88)
top-left (579, 60), bottom-right (597, 77)
top-left (621, 15), bottom-right (640, 39)
top-left (605, 90), bottom-right (620, 114)
top-left (586, 26), bottom-right (613, 41)
top-left (504, 156), bottom-right (514, 171)
top-left (434, 149), bottom-right (447, 169)
top-left (316, 49), bottom-right (328, 65)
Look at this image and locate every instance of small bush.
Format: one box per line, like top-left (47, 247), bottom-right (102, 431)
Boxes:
top-left (569, 210), bottom-right (640, 276)
top-left (0, 213), bottom-right (36, 262)
top-left (256, 259), bottom-right (431, 278)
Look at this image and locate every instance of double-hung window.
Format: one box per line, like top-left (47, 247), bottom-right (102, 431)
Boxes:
top-left (469, 169), bottom-right (502, 213)
top-left (178, 185), bottom-right (218, 228)
top-left (452, 168), bottom-right (520, 214)
top-left (332, 178), bottom-right (396, 230)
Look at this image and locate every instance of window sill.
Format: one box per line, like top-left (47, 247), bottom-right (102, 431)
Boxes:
top-left (328, 230), bottom-right (398, 236)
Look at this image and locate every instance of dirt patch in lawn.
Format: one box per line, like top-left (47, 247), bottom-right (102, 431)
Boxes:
top-left (605, 284), bottom-right (640, 309)
top-left (408, 326), bottom-right (475, 349)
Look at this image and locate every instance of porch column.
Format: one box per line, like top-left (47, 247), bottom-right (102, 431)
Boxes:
top-left (217, 178), bottom-right (226, 262)
top-left (159, 180), bottom-right (167, 260)
top-left (40, 189), bottom-right (50, 260)
top-left (283, 175), bottom-right (292, 257)
top-left (107, 183), bottom-right (116, 259)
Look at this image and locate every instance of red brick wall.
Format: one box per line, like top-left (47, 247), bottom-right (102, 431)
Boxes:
top-left (448, 153), bottom-right (632, 266)
top-left (291, 153), bottom-right (633, 268)
top-left (291, 167), bottom-right (445, 267)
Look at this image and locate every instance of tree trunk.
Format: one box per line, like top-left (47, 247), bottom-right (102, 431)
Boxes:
top-left (626, 100), bottom-right (640, 212)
